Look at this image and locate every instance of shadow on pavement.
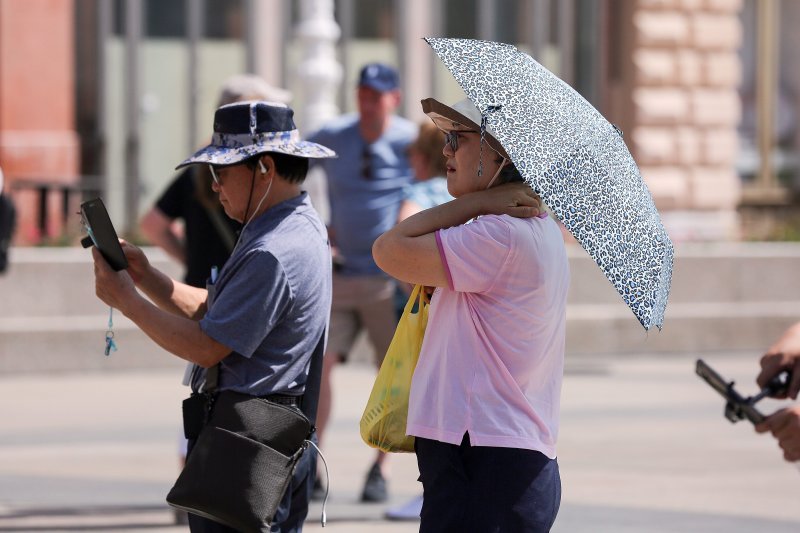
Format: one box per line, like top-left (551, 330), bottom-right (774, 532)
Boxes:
top-left (0, 504), bottom-right (176, 532)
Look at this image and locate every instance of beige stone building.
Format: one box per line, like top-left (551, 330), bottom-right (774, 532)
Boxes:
top-left (620, 0), bottom-right (745, 241)
top-left (1, 0), bottom-right (797, 244)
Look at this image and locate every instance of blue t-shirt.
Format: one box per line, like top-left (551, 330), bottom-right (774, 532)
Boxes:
top-left (309, 114), bottom-right (417, 276)
top-left (196, 192), bottom-right (332, 396)
top-left (403, 176), bottom-right (453, 210)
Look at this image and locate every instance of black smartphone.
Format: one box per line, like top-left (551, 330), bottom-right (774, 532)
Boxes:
top-left (80, 198), bottom-right (128, 271)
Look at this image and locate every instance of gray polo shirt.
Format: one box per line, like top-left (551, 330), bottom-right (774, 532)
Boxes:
top-left (194, 192), bottom-right (331, 396)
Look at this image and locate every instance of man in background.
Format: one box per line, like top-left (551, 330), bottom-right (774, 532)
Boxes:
top-left (308, 63), bottom-right (417, 502)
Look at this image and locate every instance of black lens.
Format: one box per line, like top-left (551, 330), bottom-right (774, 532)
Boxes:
top-left (445, 132), bottom-right (458, 152)
top-left (361, 145), bottom-right (372, 180)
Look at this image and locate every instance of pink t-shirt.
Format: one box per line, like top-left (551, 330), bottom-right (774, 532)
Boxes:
top-left (406, 214), bottom-right (569, 458)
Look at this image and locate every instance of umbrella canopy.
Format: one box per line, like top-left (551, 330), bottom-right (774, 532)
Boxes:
top-left (426, 37), bottom-right (673, 330)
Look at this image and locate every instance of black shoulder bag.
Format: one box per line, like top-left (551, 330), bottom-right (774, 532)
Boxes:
top-left (166, 331), bottom-right (326, 533)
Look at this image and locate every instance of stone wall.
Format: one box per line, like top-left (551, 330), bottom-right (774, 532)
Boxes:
top-left (630, 0), bottom-right (743, 241)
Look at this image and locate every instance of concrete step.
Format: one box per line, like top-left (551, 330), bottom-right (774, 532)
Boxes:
top-left (0, 247), bottom-right (185, 372)
top-left (567, 243), bottom-right (800, 354)
top-left (5, 244), bottom-right (800, 317)
top-left (567, 242), bottom-right (800, 304)
top-left (0, 247), bottom-right (182, 318)
top-left (1, 244), bottom-right (799, 371)
top-left (566, 301), bottom-right (800, 355)
top-left (0, 314), bottom-right (185, 373)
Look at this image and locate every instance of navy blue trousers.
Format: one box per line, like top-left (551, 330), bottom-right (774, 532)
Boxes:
top-left (415, 434), bottom-right (561, 533)
top-left (186, 434), bottom-right (318, 533)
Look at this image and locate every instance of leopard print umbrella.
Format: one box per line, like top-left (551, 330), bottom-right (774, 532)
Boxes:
top-left (426, 37), bottom-right (673, 331)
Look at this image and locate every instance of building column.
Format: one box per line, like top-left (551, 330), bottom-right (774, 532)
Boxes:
top-left (295, 0), bottom-right (342, 134)
top-left (628, 0), bottom-right (743, 241)
top-left (293, 0), bottom-right (343, 223)
top-left (398, 0), bottom-right (435, 122)
top-left (249, 0), bottom-right (287, 89)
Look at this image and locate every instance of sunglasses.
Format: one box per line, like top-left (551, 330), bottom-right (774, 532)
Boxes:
top-left (444, 130), bottom-right (477, 152)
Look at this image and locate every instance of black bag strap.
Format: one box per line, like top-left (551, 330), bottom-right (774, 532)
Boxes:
top-left (204, 362), bottom-right (220, 393)
top-left (203, 328), bottom-right (325, 424)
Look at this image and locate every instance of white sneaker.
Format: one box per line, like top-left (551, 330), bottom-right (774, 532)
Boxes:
top-left (384, 494), bottom-right (423, 521)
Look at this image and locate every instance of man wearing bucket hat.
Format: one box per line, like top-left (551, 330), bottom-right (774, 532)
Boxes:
top-left (307, 62), bottom-right (417, 502)
top-left (92, 100), bottom-right (335, 532)
top-left (373, 96), bottom-right (565, 531)
top-left (139, 74), bottom-right (293, 526)
top-left (141, 74), bottom-right (291, 288)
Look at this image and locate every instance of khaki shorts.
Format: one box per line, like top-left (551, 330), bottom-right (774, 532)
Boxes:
top-left (328, 273), bottom-right (397, 365)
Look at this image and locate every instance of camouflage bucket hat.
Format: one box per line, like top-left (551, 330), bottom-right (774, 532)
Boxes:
top-left (176, 101), bottom-right (336, 169)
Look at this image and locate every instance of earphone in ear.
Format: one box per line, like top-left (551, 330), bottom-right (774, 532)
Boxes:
top-left (258, 159), bottom-right (267, 174)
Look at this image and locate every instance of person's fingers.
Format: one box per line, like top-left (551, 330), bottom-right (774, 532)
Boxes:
top-left (755, 421), bottom-right (770, 434)
top-left (765, 408), bottom-right (794, 435)
top-left (93, 248), bottom-right (112, 303)
top-left (91, 246), bottom-right (110, 271)
top-left (120, 240), bottom-right (139, 260)
top-left (513, 195), bottom-right (538, 207)
top-left (507, 205), bottom-right (539, 219)
top-left (757, 352), bottom-right (784, 390)
top-left (755, 409), bottom-right (784, 435)
top-left (516, 186), bottom-right (543, 212)
top-left (783, 448), bottom-right (800, 462)
top-left (777, 432), bottom-right (800, 462)
top-left (761, 408), bottom-right (800, 462)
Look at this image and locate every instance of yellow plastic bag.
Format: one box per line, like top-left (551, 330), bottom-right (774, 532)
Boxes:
top-left (360, 284), bottom-right (429, 453)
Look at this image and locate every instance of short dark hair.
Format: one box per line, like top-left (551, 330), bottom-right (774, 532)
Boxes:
top-left (244, 153), bottom-right (310, 184)
top-left (493, 155), bottom-right (524, 185)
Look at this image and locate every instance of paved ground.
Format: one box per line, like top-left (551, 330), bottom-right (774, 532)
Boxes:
top-left (0, 352), bottom-right (798, 532)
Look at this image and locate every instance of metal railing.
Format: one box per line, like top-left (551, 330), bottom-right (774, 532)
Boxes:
top-left (10, 177), bottom-right (104, 242)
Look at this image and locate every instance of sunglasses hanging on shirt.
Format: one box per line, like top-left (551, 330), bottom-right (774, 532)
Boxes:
top-left (361, 144), bottom-right (372, 180)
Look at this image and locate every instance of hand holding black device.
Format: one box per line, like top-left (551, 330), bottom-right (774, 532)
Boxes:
top-left (695, 359), bottom-right (791, 425)
top-left (80, 198), bottom-right (128, 271)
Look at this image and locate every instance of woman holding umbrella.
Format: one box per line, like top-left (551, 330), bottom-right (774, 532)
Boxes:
top-left (372, 97), bottom-right (569, 532)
